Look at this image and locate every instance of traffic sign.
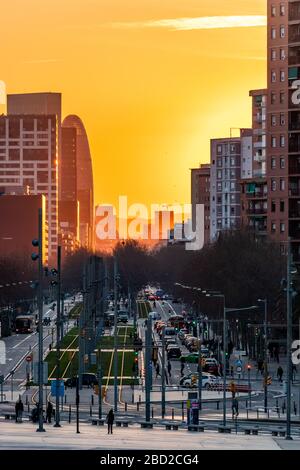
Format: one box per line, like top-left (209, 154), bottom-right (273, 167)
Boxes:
top-left (236, 366), bottom-right (242, 374)
top-left (51, 379), bottom-right (65, 397)
top-left (26, 355), bottom-right (33, 362)
top-left (235, 359), bottom-right (243, 367)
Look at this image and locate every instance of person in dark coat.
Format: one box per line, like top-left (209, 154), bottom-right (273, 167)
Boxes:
top-left (167, 361), bottom-right (172, 378)
top-left (46, 401), bottom-right (53, 423)
top-left (277, 366), bottom-right (284, 383)
top-left (15, 398), bottom-right (24, 422)
top-left (106, 409), bottom-right (114, 434)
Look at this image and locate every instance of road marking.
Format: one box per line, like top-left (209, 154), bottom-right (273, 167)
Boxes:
top-left (12, 332), bottom-right (35, 349)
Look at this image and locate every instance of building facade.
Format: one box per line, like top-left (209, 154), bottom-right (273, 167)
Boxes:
top-left (210, 130), bottom-right (253, 241)
top-left (191, 164), bottom-right (210, 245)
top-left (0, 115), bottom-right (58, 261)
top-left (62, 115), bottom-right (94, 251)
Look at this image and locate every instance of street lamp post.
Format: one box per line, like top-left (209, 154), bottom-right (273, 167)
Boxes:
top-left (197, 318), bottom-right (202, 412)
top-left (113, 256), bottom-right (119, 414)
top-left (258, 298), bottom-right (268, 413)
top-left (161, 326), bottom-right (166, 419)
top-left (286, 239), bottom-right (293, 440)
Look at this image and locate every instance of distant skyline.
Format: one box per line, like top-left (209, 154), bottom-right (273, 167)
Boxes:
top-left (1, 0), bottom-right (267, 208)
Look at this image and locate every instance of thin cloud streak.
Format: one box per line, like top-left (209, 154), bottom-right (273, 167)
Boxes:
top-left (21, 59), bottom-right (62, 64)
top-left (110, 15), bottom-right (267, 31)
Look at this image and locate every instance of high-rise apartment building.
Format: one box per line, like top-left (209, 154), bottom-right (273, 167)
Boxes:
top-left (191, 164), bottom-right (210, 245)
top-left (241, 90), bottom-right (268, 236)
top-left (0, 115), bottom-right (58, 261)
top-left (210, 130), bottom-right (253, 241)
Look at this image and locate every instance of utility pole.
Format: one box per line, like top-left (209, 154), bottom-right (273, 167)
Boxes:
top-left (161, 326), bottom-right (166, 418)
top-left (145, 316), bottom-right (152, 422)
top-left (286, 239), bottom-right (293, 440)
top-left (198, 319), bottom-right (203, 412)
top-left (113, 256), bottom-right (118, 413)
top-left (263, 300), bottom-right (268, 414)
top-left (98, 347), bottom-right (102, 419)
top-left (223, 298), bottom-right (227, 427)
top-left (37, 208), bottom-right (45, 432)
top-left (54, 245), bottom-right (61, 427)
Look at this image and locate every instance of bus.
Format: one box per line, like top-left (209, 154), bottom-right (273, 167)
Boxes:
top-left (167, 315), bottom-right (185, 330)
top-left (15, 315), bottom-right (35, 334)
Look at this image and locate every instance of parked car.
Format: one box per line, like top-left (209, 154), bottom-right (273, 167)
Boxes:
top-left (165, 338), bottom-right (177, 349)
top-left (182, 334), bottom-right (195, 347)
top-left (65, 373), bottom-right (98, 388)
top-left (163, 327), bottom-right (177, 339)
top-left (167, 346), bottom-right (182, 359)
top-left (203, 358), bottom-right (219, 376)
top-left (180, 372), bottom-right (219, 389)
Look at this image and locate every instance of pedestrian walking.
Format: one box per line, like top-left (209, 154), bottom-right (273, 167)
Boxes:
top-left (46, 401), bottom-right (53, 424)
top-left (15, 398), bottom-right (24, 423)
top-left (230, 366), bottom-right (234, 378)
top-left (106, 409), bottom-right (114, 434)
top-left (167, 360), bottom-right (172, 378)
top-left (180, 361), bottom-right (185, 377)
top-left (232, 398), bottom-right (239, 419)
top-left (277, 365), bottom-right (283, 383)
top-left (155, 363), bottom-right (161, 378)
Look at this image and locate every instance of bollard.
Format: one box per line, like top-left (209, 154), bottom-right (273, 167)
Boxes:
top-left (69, 405), bottom-right (71, 423)
top-left (172, 408), bottom-right (174, 420)
top-left (216, 401), bottom-right (220, 410)
top-left (137, 402), bottom-right (140, 412)
top-left (90, 405), bottom-right (92, 417)
top-left (25, 395), bottom-right (28, 405)
top-left (257, 409), bottom-right (259, 420)
top-left (125, 402), bottom-right (127, 412)
top-left (139, 395), bottom-right (141, 403)
top-left (267, 408), bottom-right (270, 419)
top-left (91, 395), bottom-right (94, 406)
top-left (246, 408), bottom-right (249, 420)
top-left (181, 402), bottom-right (184, 421)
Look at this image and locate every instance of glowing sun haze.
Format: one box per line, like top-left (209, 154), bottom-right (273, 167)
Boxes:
top-left (1, 0), bottom-right (267, 209)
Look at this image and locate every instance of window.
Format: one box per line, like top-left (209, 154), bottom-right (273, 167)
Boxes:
top-left (280, 113), bottom-right (285, 126)
top-left (280, 70), bottom-right (285, 82)
top-left (230, 157), bottom-right (235, 166)
top-left (271, 115), bottom-right (276, 126)
top-left (217, 145), bottom-right (222, 155)
top-left (280, 222), bottom-right (285, 233)
top-left (217, 182), bottom-right (222, 191)
top-left (272, 136), bottom-right (277, 148)
top-left (271, 49), bottom-right (276, 61)
top-left (217, 158), bottom-right (222, 167)
top-left (271, 27), bottom-right (276, 39)
top-left (280, 135), bottom-right (285, 147)
top-left (272, 71), bottom-right (276, 82)
top-left (230, 144), bottom-right (236, 153)
top-left (280, 49), bottom-right (286, 60)
top-left (271, 5), bottom-right (276, 16)
top-left (271, 179), bottom-right (277, 191)
top-left (271, 201), bottom-right (276, 212)
top-left (280, 4), bottom-right (285, 16)
top-left (230, 182), bottom-right (236, 191)
top-left (271, 157), bottom-right (276, 169)
top-left (217, 170), bottom-right (222, 179)
top-left (280, 26), bottom-right (285, 38)
top-left (280, 92), bottom-right (285, 104)
top-left (271, 222), bottom-right (276, 232)
top-left (280, 200), bottom-right (285, 212)
top-left (280, 178), bottom-right (285, 190)
top-left (271, 92), bottom-right (276, 104)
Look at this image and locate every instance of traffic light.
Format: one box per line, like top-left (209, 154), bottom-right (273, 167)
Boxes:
top-left (247, 364), bottom-right (251, 371)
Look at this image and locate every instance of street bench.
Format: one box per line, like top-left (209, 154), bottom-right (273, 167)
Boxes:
top-left (188, 424), bottom-right (205, 432)
top-left (163, 421), bottom-right (179, 431)
top-left (218, 425), bottom-right (232, 434)
top-left (116, 420), bottom-right (130, 427)
top-left (271, 428), bottom-right (286, 437)
top-left (91, 418), bottom-right (105, 426)
top-left (140, 421), bottom-right (153, 429)
top-left (242, 427), bottom-right (259, 436)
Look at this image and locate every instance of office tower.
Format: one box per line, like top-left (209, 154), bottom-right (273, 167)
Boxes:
top-left (62, 115), bottom-right (94, 251)
top-left (210, 129), bottom-right (253, 241)
top-left (0, 114), bottom-right (58, 261)
top-left (191, 164), bottom-right (210, 245)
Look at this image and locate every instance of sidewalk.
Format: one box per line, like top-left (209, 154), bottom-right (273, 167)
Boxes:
top-left (0, 421), bottom-right (292, 450)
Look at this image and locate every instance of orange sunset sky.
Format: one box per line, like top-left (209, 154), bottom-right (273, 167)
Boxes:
top-left (1, 0), bottom-right (267, 209)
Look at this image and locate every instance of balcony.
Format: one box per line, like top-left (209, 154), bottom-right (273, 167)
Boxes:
top-left (289, 188), bottom-right (300, 197)
top-left (254, 153), bottom-right (265, 163)
top-left (289, 2), bottom-right (300, 22)
top-left (246, 191), bottom-right (267, 199)
top-left (247, 208), bottom-right (267, 216)
top-left (289, 164), bottom-right (300, 174)
top-left (289, 24), bottom-right (300, 44)
top-left (289, 210), bottom-right (300, 219)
